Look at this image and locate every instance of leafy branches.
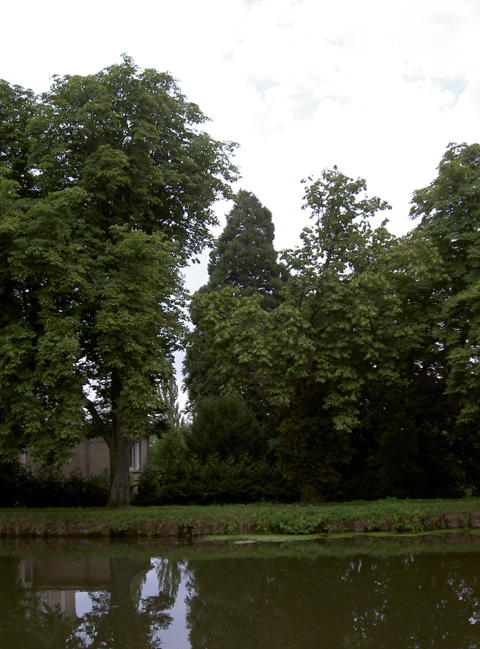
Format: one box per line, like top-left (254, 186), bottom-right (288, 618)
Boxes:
top-left (0, 57), bottom-right (238, 504)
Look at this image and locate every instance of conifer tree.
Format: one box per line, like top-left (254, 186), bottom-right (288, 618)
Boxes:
top-left (207, 189), bottom-right (285, 309)
top-left (184, 190), bottom-right (285, 407)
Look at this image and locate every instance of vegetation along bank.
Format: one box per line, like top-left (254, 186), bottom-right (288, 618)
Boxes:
top-left (2, 500), bottom-right (480, 538)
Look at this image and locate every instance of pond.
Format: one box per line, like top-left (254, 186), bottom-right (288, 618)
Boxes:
top-left (1, 533), bottom-right (480, 648)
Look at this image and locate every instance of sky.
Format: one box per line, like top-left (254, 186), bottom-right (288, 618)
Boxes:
top-left (2, 0), bottom-right (479, 401)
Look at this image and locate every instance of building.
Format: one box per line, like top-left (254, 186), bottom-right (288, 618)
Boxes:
top-left (19, 436), bottom-right (149, 489)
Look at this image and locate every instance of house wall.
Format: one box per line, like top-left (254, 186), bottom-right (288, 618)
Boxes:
top-left (19, 436), bottom-right (149, 483)
top-left (61, 438), bottom-right (111, 478)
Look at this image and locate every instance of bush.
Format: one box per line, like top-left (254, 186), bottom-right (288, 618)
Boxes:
top-left (0, 462), bottom-right (109, 508)
top-left (0, 461), bottom-right (31, 508)
top-left (133, 396), bottom-right (298, 506)
top-left (184, 396), bottom-right (267, 462)
top-left (133, 452), bottom-right (299, 506)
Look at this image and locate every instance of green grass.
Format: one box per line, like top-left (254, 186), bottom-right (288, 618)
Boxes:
top-left (1, 498), bottom-right (480, 537)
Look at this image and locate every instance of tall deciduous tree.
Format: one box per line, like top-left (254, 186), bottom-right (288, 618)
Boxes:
top-left (209, 168), bottom-right (445, 498)
top-left (0, 56), bottom-right (238, 505)
top-left (410, 143), bottom-right (480, 424)
top-left (0, 81), bottom-right (37, 197)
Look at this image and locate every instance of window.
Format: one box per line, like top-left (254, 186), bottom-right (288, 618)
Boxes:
top-left (129, 440), bottom-right (141, 471)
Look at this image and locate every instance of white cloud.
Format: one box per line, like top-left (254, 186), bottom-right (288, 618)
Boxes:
top-left (1, 0), bottom-right (479, 248)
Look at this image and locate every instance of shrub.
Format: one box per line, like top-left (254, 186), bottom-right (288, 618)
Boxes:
top-left (0, 462), bottom-right (109, 508)
top-left (133, 453), bottom-right (299, 506)
top-left (184, 396), bottom-right (267, 462)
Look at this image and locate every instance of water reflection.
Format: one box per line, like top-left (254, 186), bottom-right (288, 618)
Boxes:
top-left (4, 552), bottom-right (178, 648)
top-left (1, 536), bottom-right (480, 648)
top-left (185, 550), bottom-right (480, 648)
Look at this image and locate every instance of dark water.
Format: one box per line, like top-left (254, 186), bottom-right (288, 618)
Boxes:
top-left (1, 534), bottom-right (480, 648)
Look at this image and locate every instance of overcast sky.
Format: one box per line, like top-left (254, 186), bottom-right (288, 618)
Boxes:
top-left (2, 0), bottom-right (479, 401)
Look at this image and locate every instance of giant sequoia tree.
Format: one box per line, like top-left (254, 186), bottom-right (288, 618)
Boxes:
top-left (184, 189), bottom-right (285, 408)
top-left (0, 56), bottom-right (237, 505)
top-left (208, 189), bottom-right (285, 306)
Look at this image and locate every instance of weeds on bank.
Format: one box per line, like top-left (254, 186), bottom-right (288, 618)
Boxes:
top-left (0, 499), bottom-right (479, 536)
top-left (246, 501), bottom-right (475, 536)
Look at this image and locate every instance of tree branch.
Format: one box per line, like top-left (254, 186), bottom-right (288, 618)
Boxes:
top-left (84, 398), bottom-right (110, 439)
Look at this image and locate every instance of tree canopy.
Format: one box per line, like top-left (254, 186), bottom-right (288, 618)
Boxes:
top-left (0, 56), bottom-right (238, 505)
top-left (192, 165), bottom-right (475, 499)
top-left (411, 143), bottom-right (480, 424)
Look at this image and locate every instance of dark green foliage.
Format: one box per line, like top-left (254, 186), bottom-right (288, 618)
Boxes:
top-left (184, 189), bottom-right (285, 410)
top-left (181, 285), bottom-right (225, 406)
top-left (411, 143), bottom-right (480, 424)
top-left (410, 143), bottom-right (480, 289)
top-left (0, 462), bottom-right (109, 508)
top-left (184, 396), bottom-right (266, 461)
top-left (0, 460), bottom-right (25, 507)
top-left (208, 189), bottom-right (286, 308)
top-left (0, 80), bottom-right (37, 196)
top-left (343, 419), bottom-right (480, 502)
top-left (182, 192), bottom-right (285, 483)
top-left (207, 168), bottom-right (400, 494)
top-left (133, 390), bottom-right (292, 505)
top-left (134, 410), bottom-right (299, 506)
top-left (133, 454), bottom-right (299, 506)
top-left (135, 401), bottom-right (297, 505)
top-left (202, 162), bottom-right (480, 501)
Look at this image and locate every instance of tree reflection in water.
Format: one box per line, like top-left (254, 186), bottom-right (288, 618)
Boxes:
top-left (72, 558), bottom-right (175, 648)
top-left (0, 554), bottom-right (181, 649)
top-left (184, 552), bottom-right (480, 648)
top-left (2, 540), bottom-right (480, 648)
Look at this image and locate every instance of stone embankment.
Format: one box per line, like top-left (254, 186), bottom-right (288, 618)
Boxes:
top-left (0, 518), bottom-right (245, 538)
top-left (1, 507), bottom-right (480, 538)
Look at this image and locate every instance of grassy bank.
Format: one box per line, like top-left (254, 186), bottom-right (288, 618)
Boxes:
top-left (1, 498), bottom-right (480, 537)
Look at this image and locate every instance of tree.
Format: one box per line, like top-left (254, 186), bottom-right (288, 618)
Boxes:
top-left (184, 189), bottom-right (285, 408)
top-left (207, 189), bottom-right (286, 307)
top-left (208, 168), bottom-right (447, 498)
top-left (0, 56), bottom-right (238, 505)
top-left (410, 143), bottom-right (480, 424)
top-left (184, 395), bottom-right (265, 461)
top-left (0, 553), bottom-right (176, 648)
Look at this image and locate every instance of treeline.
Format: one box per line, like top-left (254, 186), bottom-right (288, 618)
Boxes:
top-left (138, 144), bottom-right (480, 503)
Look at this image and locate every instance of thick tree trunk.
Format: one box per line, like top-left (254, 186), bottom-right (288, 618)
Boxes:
top-left (89, 558), bottom-right (152, 648)
top-left (86, 396), bottom-right (132, 507)
top-left (104, 372), bottom-right (132, 507)
top-left (105, 421), bottom-right (131, 507)
top-left (106, 427), bottom-right (131, 507)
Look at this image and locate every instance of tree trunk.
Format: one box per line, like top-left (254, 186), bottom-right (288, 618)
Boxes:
top-left (89, 558), bottom-right (152, 648)
top-left (104, 371), bottom-right (132, 507)
top-left (105, 421), bottom-right (131, 507)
